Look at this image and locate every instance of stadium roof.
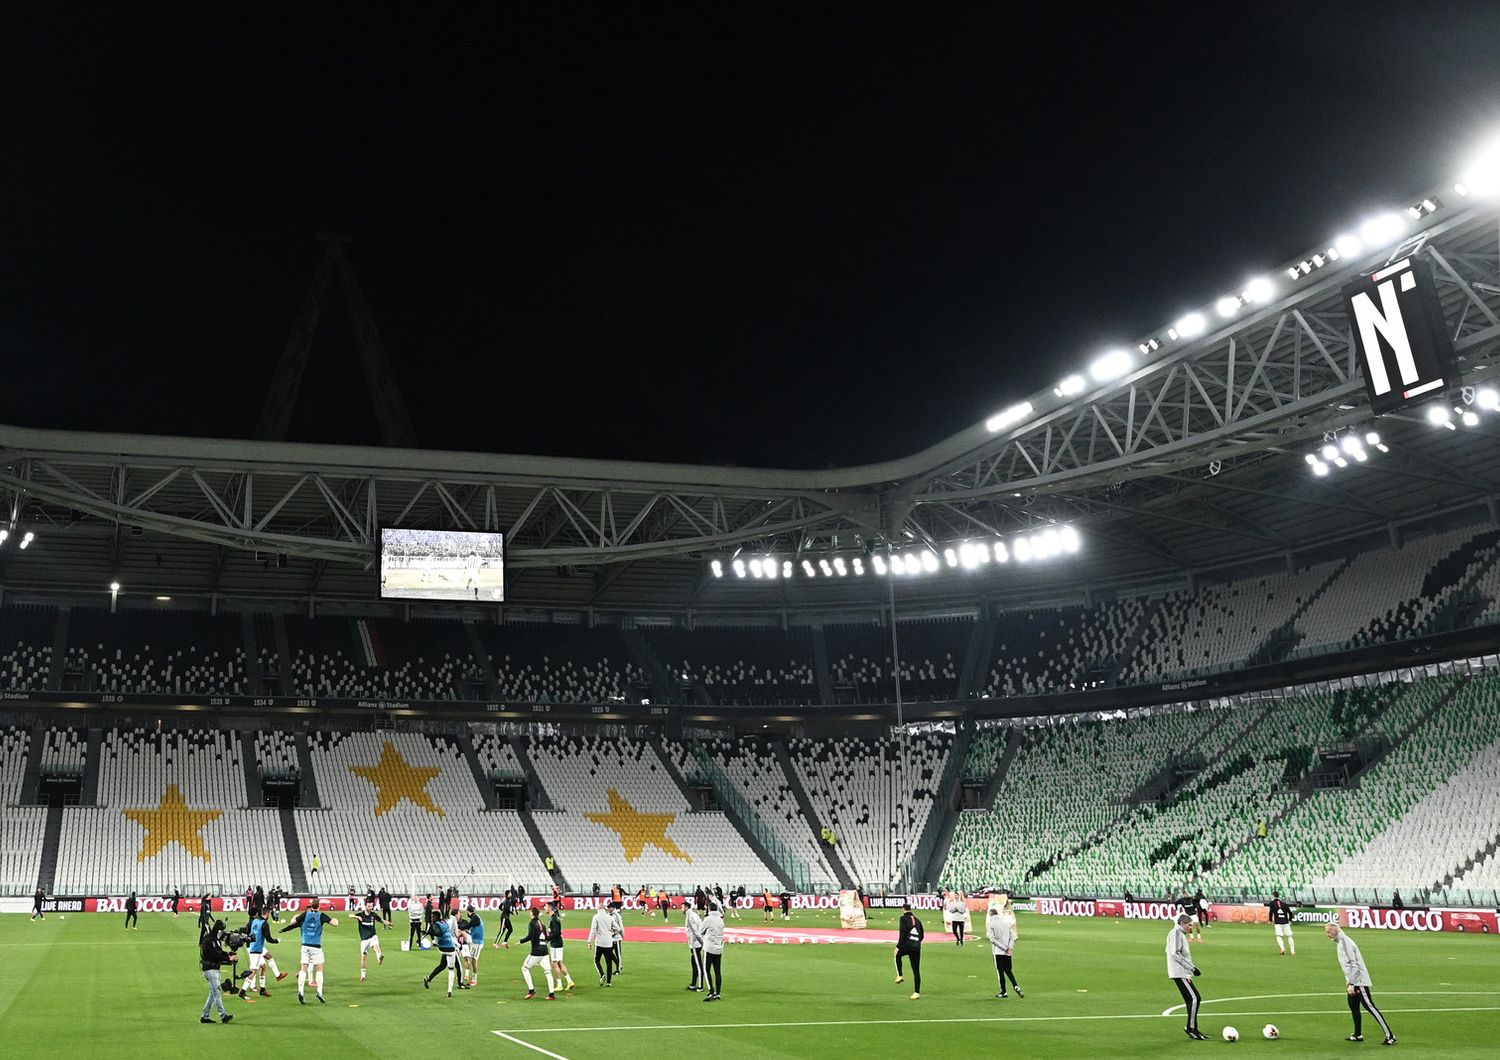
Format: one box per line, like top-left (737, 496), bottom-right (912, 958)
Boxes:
top-left (5, 181), bottom-right (1500, 618)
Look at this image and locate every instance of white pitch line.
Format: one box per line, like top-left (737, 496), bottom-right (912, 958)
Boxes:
top-left (497, 1005), bottom-right (1500, 1036)
top-left (1161, 990), bottom-right (1499, 1017)
top-left (494, 1031), bottom-right (572, 1059)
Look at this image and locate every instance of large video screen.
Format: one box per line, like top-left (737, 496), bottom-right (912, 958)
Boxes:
top-left (380, 528), bottom-right (505, 602)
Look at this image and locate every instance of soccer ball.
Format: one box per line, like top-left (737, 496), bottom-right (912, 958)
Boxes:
top-left (1263, 1024), bottom-right (1280, 1039)
top-left (1222, 1026), bottom-right (1240, 1042)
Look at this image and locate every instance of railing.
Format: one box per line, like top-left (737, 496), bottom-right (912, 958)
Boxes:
top-left (687, 743), bottom-right (814, 892)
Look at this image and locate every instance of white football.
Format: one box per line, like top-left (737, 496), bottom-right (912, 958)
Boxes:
top-left (1263, 1024), bottom-right (1280, 1039)
top-left (1222, 1026), bottom-right (1239, 1042)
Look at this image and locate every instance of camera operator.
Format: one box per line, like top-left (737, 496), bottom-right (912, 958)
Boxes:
top-left (199, 919), bottom-right (239, 1025)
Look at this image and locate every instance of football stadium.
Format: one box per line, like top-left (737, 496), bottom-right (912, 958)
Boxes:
top-left (6, 12), bottom-right (1500, 1060)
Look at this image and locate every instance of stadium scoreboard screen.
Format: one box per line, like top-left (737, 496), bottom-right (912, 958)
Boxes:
top-left (1343, 256), bottom-right (1457, 414)
top-left (379, 528), bottom-right (505, 602)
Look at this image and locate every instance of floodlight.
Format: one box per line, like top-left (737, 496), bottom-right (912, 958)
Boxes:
top-left (732, 558), bottom-right (746, 578)
top-left (986, 401), bottom-right (1034, 433)
top-left (1463, 410), bottom-right (1480, 427)
top-left (0, 529), bottom-right (7, 545)
top-left (904, 553), bottom-right (922, 575)
top-left (802, 559), bottom-right (816, 577)
top-left (833, 557), bottom-right (847, 576)
top-left (1333, 456), bottom-right (1347, 468)
top-left (1458, 137), bottom-right (1500, 198)
top-left (1014, 537), bottom-right (1033, 562)
top-left (1477, 387), bottom-right (1500, 411)
top-left (1340, 435), bottom-right (1363, 455)
top-left (782, 560), bottom-right (793, 578)
top-left (1040, 528), bottom-right (1061, 557)
top-left (1244, 276), bottom-right (1274, 304)
top-left (819, 558), bottom-right (833, 576)
top-left (764, 557), bottom-right (778, 580)
top-left (1056, 373), bottom-right (1087, 397)
top-left (993, 541), bottom-right (1009, 563)
top-left (944, 547), bottom-right (958, 567)
top-left (1359, 212), bottom-right (1406, 247)
top-left (1215, 295), bottom-right (1241, 318)
top-left (109, 581), bottom-right (121, 593)
top-left (872, 554), bottom-right (887, 575)
top-left (1427, 404), bottom-right (1452, 427)
top-left (1333, 233), bottom-right (1362, 259)
top-left (1353, 449), bottom-right (1368, 461)
top-left (749, 558), bottom-right (763, 578)
top-left (1175, 312), bottom-right (1207, 338)
top-left (1321, 444), bottom-right (1339, 461)
top-left (1090, 348), bottom-right (1133, 381)
top-left (710, 559), bottom-right (723, 578)
top-left (959, 543), bottom-right (978, 570)
top-left (1312, 460), bottom-right (1329, 477)
top-left (1060, 525), bottom-right (1081, 553)
top-left (1364, 431), bottom-right (1381, 445)
top-left (852, 557), bottom-right (864, 575)
top-left (1305, 453), bottom-right (1317, 465)
top-left (921, 551), bottom-right (939, 573)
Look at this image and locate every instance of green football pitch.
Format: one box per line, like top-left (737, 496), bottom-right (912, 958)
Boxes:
top-left (3, 909), bottom-right (1497, 1058)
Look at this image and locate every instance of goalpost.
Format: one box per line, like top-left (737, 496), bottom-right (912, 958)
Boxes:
top-left (405, 872), bottom-right (514, 900)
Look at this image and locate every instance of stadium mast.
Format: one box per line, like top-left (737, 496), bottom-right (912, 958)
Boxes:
top-left (255, 233), bottom-right (418, 448)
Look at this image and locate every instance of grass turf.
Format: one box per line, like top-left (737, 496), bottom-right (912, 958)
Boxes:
top-left (3, 908), bottom-right (1497, 1058)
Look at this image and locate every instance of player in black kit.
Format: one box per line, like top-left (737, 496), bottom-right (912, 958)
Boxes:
top-left (895, 901), bottom-right (924, 999)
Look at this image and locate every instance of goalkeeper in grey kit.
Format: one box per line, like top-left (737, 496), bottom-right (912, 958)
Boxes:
top-left (1167, 913), bottom-right (1207, 1040)
top-left (1325, 922), bottom-right (1396, 1044)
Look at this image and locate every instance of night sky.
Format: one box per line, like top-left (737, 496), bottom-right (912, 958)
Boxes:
top-left (4, 5), bottom-right (1500, 469)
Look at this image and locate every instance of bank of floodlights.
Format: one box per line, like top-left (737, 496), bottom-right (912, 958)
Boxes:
top-left (979, 130), bottom-right (1500, 444)
top-left (1305, 428), bottom-right (1388, 478)
top-left (710, 526), bottom-right (1081, 581)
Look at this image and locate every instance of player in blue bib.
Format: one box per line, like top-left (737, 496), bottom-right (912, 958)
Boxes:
top-left (282, 898), bottom-right (339, 1005)
top-left (458, 906), bottom-right (485, 988)
top-left (424, 913), bottom-right (460, 996)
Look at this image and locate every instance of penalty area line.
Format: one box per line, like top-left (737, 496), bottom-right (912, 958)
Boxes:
top-left (498, 1005), bottom-right (1500, 1036)
top-left (493, 1031), bottom-right (572, 1059)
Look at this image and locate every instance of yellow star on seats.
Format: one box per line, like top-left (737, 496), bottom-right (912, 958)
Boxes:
top-left (584, 788), bottom-right (692, 864)
top-left (350, 740), bottom-right (445, 816)
top-left (122, 784), bottom-right (223, 863)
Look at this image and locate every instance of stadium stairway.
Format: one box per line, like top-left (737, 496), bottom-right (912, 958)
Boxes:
top-left (1348, 675), bottom-right (1471, 788)
top-left (771, 740), bottom-right (855, 889)
top-left (47, 607), bottom-right (68, 691)
top-left (649, 737), bottom-right (700, 805)
top-left (240, 613), bottom-right (267, 695)
top-left (1439, 828), bottom-right (1500, 894)
top-left (460, 621), bottom-right (500, 696)
top-left (455, 731), bottom-right (498, 809)
top-left (979, 728), bottom-right (1024, 809)
top-left (294, 732), bottom-right (322, 807)
top-left (918, 725), bottom-right (972, 888)
top-left (1250, 558), bottom-right (1352, 667)
top-left (278, 804), bottom-right (309, 892)
top-left (620, 627), bottom-right (672, 703)
top-left (35, 802), bottom-right (63, 894)
top-left (518, 810), bottom-right (568, 890)
top-left (271, 614), bottom-right (294, 695)
top-left (684, 740), bottom-right (817, 891)
top-left (80, 727), bottom-right (102, 804)
top-left (239, 731), bottom-right (264, 807)
top-left (509, 735), bottom-right (553, 809)
top-left (810, 626), bottom-right (834, 703)
top-left (1107, 599), bottom-right (1159, 685)
top-left (20, 720), bottom-right (44, 803)
top-left (955, 616), bottom-right (996, 700)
